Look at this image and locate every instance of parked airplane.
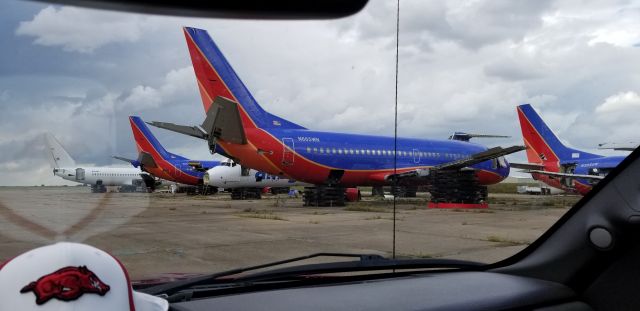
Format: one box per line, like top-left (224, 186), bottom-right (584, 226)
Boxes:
top-left (114, 116), bottom-right (220, 193)
top-left (512, 104), bottom-right (628, 195)
top-left (45, 133), bottom-right (153, 193)
top-left (149, 27), bottom-right (524, 206)
top-left (205, 159), bottom-right (310, 198)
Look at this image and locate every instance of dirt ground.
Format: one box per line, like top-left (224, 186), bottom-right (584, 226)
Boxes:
top-left (0, 187), bottom-right (580, 280)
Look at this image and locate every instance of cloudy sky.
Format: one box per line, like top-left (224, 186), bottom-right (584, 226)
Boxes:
top-left (1, 0), bottom-right (639, 185)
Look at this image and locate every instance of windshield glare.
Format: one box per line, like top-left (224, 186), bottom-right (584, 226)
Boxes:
top-left (0, 0), bottom-right (637, 281)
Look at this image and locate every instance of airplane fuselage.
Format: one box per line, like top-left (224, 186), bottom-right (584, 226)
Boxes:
top-left (205, 162), bottom-right (311, 188)
top-left (215, 128), bottom-right (510, 187)
top-left (54, 167), bottom-right (146, 186)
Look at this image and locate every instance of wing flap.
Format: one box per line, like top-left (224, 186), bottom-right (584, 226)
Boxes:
top-left (526, 170), bottom-right (605, 181)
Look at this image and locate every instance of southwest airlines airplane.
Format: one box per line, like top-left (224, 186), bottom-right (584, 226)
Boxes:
top-left (115, 116), bottom-right (220, 189)
top-left (513, 104), bottom-right (627, 195)
top-left (117, 116), bottom-right (305, 197)
top-left (150, 27), bottom-right (524, 206)
top-left (45, 133), bottom-right (153, 192)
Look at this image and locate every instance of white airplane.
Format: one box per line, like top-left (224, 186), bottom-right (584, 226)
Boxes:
top-left (204, 160), bottom-right (310, 199)
top-left (45, 133), bottom-right (155, 193)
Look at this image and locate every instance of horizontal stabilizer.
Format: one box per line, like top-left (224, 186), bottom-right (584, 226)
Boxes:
top-left (509, 162), bottom-right (546, 170)
top-left (525, 170), bottom-right (604, 181)
top-left (449, 132), bottom-right (510, 142)
top-left (202, 96), bottom-right (247, 145)
top-left (597, 142), bottom-right (638, 151)
top-left (146, 121), bottom-right (208, 140)
top-left (149, 96), bottom-right (247, 147)
top-left (113, 155), bottom-right (138, 167)
top-left (138, 151), bottom-right (158, 169)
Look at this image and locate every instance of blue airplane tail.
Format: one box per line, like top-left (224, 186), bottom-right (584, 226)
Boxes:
top-left (183, 27), bottom-right (306, 130)
top-left (129, 116), bottom-right (187, 161)
top-left (517, 104), bottom-right (600, 163)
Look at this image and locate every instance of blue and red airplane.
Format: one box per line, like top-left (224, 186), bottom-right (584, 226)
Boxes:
top-left (512, 104), bottom-right (627, 195)
top-left (149, 27), bottom-right (525, 204)
top-left (115, 116), bottom-right (220, 186)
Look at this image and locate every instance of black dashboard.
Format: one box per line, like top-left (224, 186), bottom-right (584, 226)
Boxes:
top-left (170, 271), bottom-right (590, 311)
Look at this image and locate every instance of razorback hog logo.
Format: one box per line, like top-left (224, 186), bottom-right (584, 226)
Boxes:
top-left (20, 266), bottom-right (110, 305)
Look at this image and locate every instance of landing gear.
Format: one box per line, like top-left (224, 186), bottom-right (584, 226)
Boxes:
top-left (303, 186), bottom-right (345, 207)
top-left (118, 185), bottom-right (137, 193)
top-left (428, 170), bottom-right (487, 204)
top-left (270, 187), bottom-right (290, 195)
top-left (202, 185), bottom-right (218, 195)
top-left (371, 186), bottom-right (385, 197)
top-left (119, 179), bottom-right (152, 193)
top-left (91, 181), bottom-right (106, 193)
top-left (231, 187), bottom-right (262, 200)
top-left (391, 185), bottom-right (418, 198)
top-left (184, 185), bottom-right (218, 195)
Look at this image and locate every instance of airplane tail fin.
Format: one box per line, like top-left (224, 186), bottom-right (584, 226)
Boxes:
top-left (183, 27), bottom-right (306, 130)
top-left (129, 116), bottom-right (185, 161)
top-left (44, 133), bottom-right (76, 168)
top-left (516, 104), bottom-right (599, 163)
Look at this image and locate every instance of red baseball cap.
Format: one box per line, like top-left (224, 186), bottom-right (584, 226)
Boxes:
top-left (0, 242), bottom-right (168, 310)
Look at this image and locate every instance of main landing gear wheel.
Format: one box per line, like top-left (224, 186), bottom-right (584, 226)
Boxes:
top-left (231, 187), bottom-right (262, 200)
top-left (194, 185), bottom-right (218, 195)
top-left (270, 187), bottom-right (290, 195)
top-left (391, 185), bottom-right (418, 198)
top-left (303, 186), bottom-right (345, 207)
top-left (371, 186), bottom-right (385, 197)
top-left (428, 170), bottom-right (488, 204)
top-left (91, 182), bottom-right (106, 193)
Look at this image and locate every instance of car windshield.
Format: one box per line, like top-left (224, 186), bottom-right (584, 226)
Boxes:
top-left (0, 0), bottom-right (637, 282)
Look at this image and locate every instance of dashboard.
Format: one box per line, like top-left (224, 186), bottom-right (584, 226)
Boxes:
top-left (170, 271), bottom-right (591, 310)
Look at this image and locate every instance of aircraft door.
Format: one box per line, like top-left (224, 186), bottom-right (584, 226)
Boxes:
top-left (413, 149), bottom-right (420, 164)
top-left (75, 168), bottom-right (85, 181)
top-left (282, 138), bottom-right (295, 166)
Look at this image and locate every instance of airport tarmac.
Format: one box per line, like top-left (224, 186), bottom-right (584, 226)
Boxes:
top-left (0, 187), bottom-right (580, 280)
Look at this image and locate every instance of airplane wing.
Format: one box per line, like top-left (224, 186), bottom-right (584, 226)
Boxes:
top-left (524, 170), bottom-right (605, 181)
top-left (448, 132), bottom-right (510, 142)
top-left (149, 96), bottom-right (247, 146)
top-left (384, 145), bottom-right (526, 181)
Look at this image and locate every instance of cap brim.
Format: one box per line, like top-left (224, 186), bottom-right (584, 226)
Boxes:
top-left (133, 291), bottom-right (169, 311)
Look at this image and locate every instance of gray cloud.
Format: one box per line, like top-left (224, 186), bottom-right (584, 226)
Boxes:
top-left (2, 0), bottom-right (640, 185)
